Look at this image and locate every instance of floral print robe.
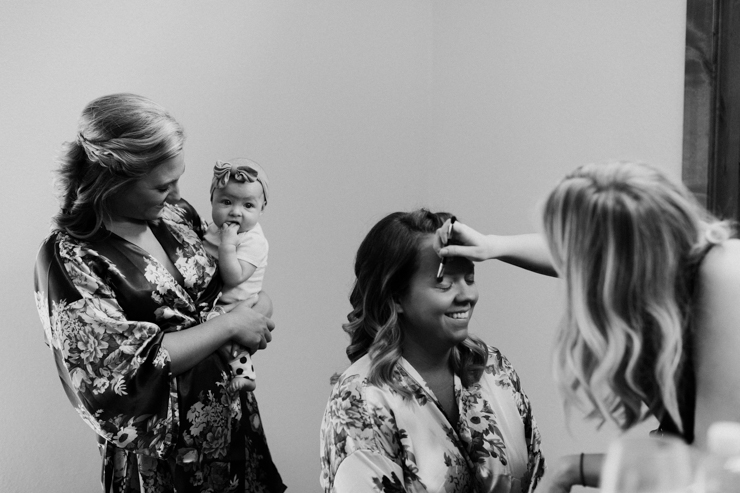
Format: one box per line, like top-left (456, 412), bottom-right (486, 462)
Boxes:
top-left (320, 347), bottom-right (544, 493)
top-left (34, 201), bottom-right (285, 493)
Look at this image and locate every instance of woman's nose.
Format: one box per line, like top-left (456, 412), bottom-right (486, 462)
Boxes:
top-left (456, 281), bottom-right (479, 304)
top-left (167, 183), bottom-right (181, 203)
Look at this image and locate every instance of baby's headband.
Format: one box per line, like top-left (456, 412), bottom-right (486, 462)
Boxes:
top-left (210, 158), bottom-right (270, 204)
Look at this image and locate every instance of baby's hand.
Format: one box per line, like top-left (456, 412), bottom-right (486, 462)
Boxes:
top-left (219, 222), bottom-right (240, 246)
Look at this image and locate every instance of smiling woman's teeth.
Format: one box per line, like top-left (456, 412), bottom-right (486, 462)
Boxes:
top-left (446, 311), bottom-right (469, 319)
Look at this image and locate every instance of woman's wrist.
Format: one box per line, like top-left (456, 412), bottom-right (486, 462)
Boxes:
top-left (222, 312), bottom-right (241, 342)
top-left (485, 234), bottom-right (513, 260)
top-left (562, 454), bottom-right (585, 487)
top-left (205, 309), bottom-right (237, 342)
top-left (162, 312), bottom-right (236, 375)
top-left (582, 453), bottom-right (603, 487)
top-left (544, 454), bottom-right (587, 490)
top-left (490, 233), bottom-right (558, 277)
top-left (551, 453), bottom-right (602, 489)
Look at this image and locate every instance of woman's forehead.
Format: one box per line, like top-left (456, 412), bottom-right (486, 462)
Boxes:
top-left (145, 154), bottom-right (185, 184)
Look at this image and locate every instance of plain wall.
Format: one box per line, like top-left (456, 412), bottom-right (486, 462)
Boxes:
top-left (0, 1), bottom-right (685, 491)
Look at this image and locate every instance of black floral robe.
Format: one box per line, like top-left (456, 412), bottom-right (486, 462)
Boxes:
top-left (34, 201), bottom-right (285, 493)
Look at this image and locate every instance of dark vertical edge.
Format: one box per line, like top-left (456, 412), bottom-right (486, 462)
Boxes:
top-left (713, 0), bottom-right (740, 219)
top-left (682, 0), bottom-right (718, 209)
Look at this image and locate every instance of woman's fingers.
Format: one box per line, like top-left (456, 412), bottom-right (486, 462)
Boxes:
top-left (436, 221), bottom-right (491, 261)
top-left (448, 221), bottom-right (481, 245)
top-left (433, 218), bottom-right (456, 254)
top-left (440, 244), bottom-right (469, 257)
top-left (439, 244), bottom-right (486, 262)
top-left (228, 301), bottom-right (275, 351)
top-left (243, 319), bottom-right (272, 349)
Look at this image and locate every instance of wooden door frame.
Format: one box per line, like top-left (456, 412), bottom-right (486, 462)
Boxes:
top-left (683, 0), bottom-right (740, 219)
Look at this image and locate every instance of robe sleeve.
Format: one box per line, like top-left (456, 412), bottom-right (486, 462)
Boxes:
top-left (320, 375), bottom-right (410, 493)
top-left (34, 232), bottom-right (178, 459)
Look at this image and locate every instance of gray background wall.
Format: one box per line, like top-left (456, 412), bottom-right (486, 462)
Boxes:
top-left (0, 1), bottom-right (685, 490)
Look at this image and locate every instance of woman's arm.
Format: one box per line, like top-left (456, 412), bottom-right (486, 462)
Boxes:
top-left (694, 239), bottom-right (740, 447)
top-left (435, 220), bottom-right (557, 277)
top-left (163, 300), bottom-right (274, 376)
top-left (36, 234), bottom-right (232, 456)
top-left (486, 233), bottom-right (557, 276)
top-left (217, 291), bottom-right (274, 360)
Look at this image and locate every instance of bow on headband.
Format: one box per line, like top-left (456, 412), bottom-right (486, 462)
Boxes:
top-left (210, 159), bottom-right (269, 203)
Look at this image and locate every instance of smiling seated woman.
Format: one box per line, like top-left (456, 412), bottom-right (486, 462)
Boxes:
top-left (320, 209), bottom-right (545, 493)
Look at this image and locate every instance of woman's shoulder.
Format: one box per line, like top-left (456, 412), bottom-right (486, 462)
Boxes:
top-left (35, 230), bottom-right (101, 304)
top-left (483, 344), bottom-right (509, 369)
top-left (38, 229), bottom-right (62, 251)
top-left (37, 230), bottom-right (87, 265)
top-left (39, 228), bottom-right (72, 246)
top-left (36, 230), bottom-right (62, 273)
top-left (328, 355), bottom-right (404, 405)
top-left (699, 238), bottom-right (740, 284)
top-left (36, 229), bottom-right (125, 284)
top-left (480, 344), bottom-right (526, 389)
top-left (331, 355), bottom-right (373, 392)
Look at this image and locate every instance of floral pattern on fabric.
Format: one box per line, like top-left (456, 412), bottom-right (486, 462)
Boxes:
top-left (320, 346), bottom-right (545, 493)
top-left (34, 200), bottom-right (285, 493)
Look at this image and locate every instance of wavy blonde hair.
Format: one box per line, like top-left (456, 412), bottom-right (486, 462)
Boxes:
top-left (343, 209), bottom-right (488, 394)
top-left (53, 93), bottom-right (184, 239)
top-left (543, 161), bottom-right (732, 432)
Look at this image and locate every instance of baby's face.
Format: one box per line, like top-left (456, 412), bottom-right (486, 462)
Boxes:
top-left (211, 180), bottom-right (265, 233)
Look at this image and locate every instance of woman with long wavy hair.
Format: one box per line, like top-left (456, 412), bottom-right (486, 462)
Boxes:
top-left (320, 209), bottom-right (545, 493)
top-left (436, 161), bottom-right (739, 491)
top-left (35, 93), bottom-right (284, 492)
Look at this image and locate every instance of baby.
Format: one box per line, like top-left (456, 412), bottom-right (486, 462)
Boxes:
top-left (204, 158), bottom-right (270, 392)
